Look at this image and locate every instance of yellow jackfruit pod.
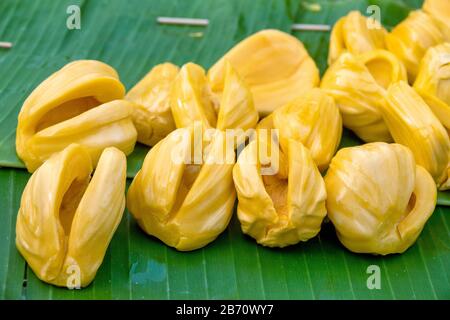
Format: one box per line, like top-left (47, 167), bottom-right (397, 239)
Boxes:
top-left (381, 81), bottom-right (450, 190)
top-left (170, 61), bottom-right (258, 143)
top-left (125, 63), bottom-right (179, 146)
top-left (321, 50), bottom-right (407, 142)
top-left (257, 89), bottom-right (342, 172)
top-left (127, 127), bottom-right (236, 251)
top-left (328, 10), bottom-right (387, 66)
top-left (16, 144), bottom-right (126, 287)
top-left (414, 43), bottom-right (450, 133)
top-left (386, 10), bottom-right (443, 82)
top-left (16, 60), bottom-right (137, 172)
top-left (423, 0), bottom-right (450, 41)
top-left (325, 142), bottom-right (436, 255)
top-left (208, 29), bottom-right (319, 116)
top-left (233, 136), bottom-right (327, 248)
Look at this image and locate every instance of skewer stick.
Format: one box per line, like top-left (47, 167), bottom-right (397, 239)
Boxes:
top-left (0, 41), bottom-right (13, 49)
top-left (157, 17), bottom-right (331, 31)
top-left (157, 17), bottom-right (209, 27)
top-left (291, 23), bottom-right (330, 31)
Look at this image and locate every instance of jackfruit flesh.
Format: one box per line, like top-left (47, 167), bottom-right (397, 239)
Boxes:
top-left (233, 135), bottom-right (327, 248)
top-left (423, 0), bottom-right (450, 41)
top-left (321, 50), bottom-right (406, 142)
top-left (16, 144), bottom-right (126, 287)
top-left (328, 10), bottom-right (387, 66)
top-left (381, 81), bottom-right (450, 190)
top-left (171, 61), bottom-right (258, 135)
top-left (414, 43), bottom-right (450, 133)
top-left (386, 10), bottom-right (443, 82)
top-left (127, 127), bottom-right (236, 251)
top-left (208, 29), bottom-right (319, 116)
top-left (325, 142), bottom-right (436, 255)
top-left (125, 63), bottom-right (179, 146)
top-left (16, 60), bottom-right (137, 172)
top-left (258, 88), bottom-right (342, 171)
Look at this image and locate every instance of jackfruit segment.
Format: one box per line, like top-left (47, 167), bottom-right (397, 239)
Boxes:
top-left (126, 63), bottom-right (179, 146)
top-left (271, 88), bottom-right (342, 171)
top-left (171, 61), bottom-right (258, 137)
top-left (381, 81), bottom-right (450, 190)
top-left (208, 29), bottom-right (319, 115)
top-left (414, 43), bottom-right (450, 132)
top-left (325, 142), bottom-right (437, 255)
top-left (386, 10), bottom-right (443, 82)
top-left (16, 144), bottom-right (126, 287)
top-left (328, 11), bottom-right (387, 66)
top-left (321, 52), bottom-right (399, 142)
top-left (423, 0), bottom-right (450, 41)
top-left (233, 137), bottom-right (327, 248)
top-left (256, 89), bottom-right (342, 171)
top-left (127, 127), bottom-right (236, 251)
top-left (16, 60), bottom-right (137, 172)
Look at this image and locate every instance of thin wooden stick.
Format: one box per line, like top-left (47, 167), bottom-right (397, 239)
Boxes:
top-left (157, 17), bottom-right (209, 26)
top-left (0, 41), bottom-right (13, 49)
top-left (156, 17), bottom-right (331, 31)
top-left (291, 23), bottom-right (330, 32)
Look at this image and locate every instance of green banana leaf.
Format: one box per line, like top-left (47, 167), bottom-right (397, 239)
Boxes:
top-left (1, 168), bottom-right (449, 299)
top-left (0, 0), bottom-right (449, 300)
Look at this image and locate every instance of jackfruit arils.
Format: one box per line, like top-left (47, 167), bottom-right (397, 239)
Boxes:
top-left (208, 29), bottom-right (319, 116)
top-left (126, 63), bottom-right (179, 146)
top-left (16, 60), bottom-right (137, 172)
top-left (328, 11), bottom-right (387, 66)
top-left (414, 43), bottom-right (450, 133)
top-left (382, 81), bottom-right (450, 190)
top-left (386, 10), bottom-right (443, 82)
top-left (16, 144), bottom-right (127, 287)
top-left (423, 0), bottom-right (450, 41)
top-left (170, 61), bottom-right (258, 144)
top-left (127, 127), bottom-right (236, 251)
top-left (321, 50), bottom-right (406, 142)
top-left (325, 142), bottom-right (436, 255)
top-left (260, 88), bottom-right (342, 171)
top-left (233, 132), bottom-right (326, 248)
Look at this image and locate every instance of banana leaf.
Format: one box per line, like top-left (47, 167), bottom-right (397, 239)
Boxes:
top-left (1, 168), bottom-right (449, 299)
top-left (0, 0), bottom-right (449, 300)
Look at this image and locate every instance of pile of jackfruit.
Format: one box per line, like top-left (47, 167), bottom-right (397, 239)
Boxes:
top-left (14, 0), bottom-right (450, 288)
